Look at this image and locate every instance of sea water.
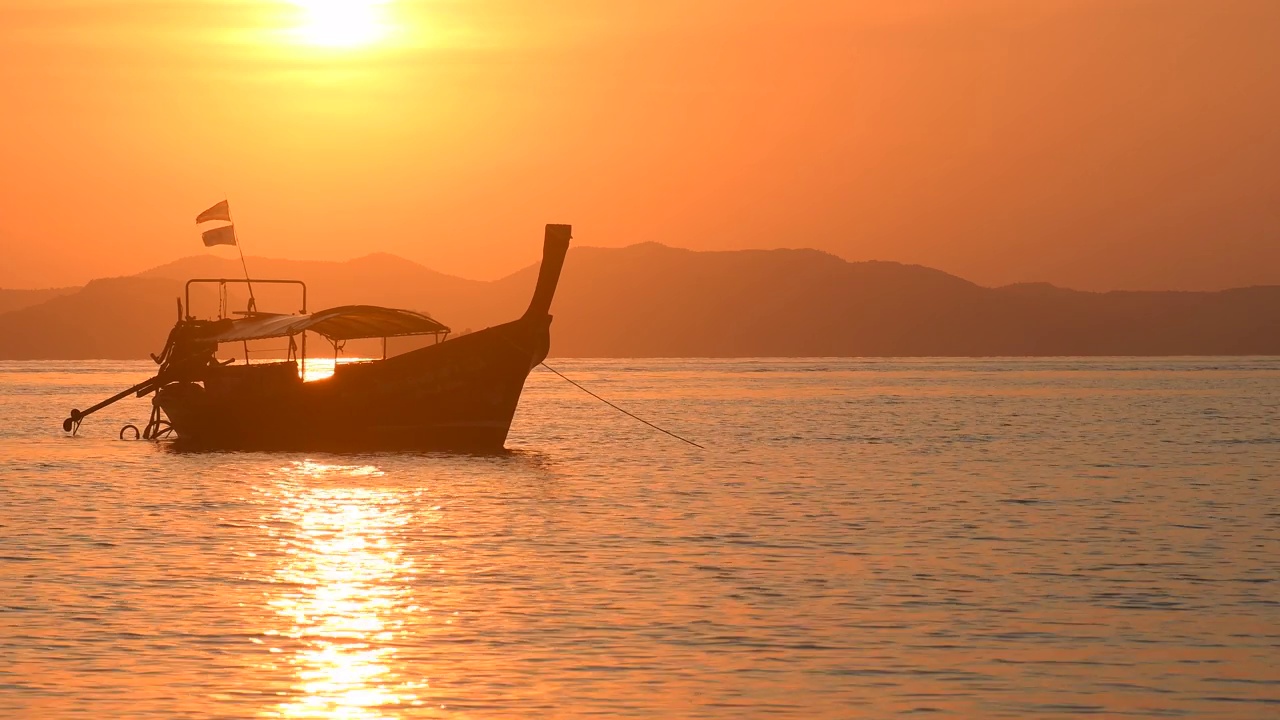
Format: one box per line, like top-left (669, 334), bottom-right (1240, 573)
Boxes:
top-left (1, 358), bottom-right (1277, 718)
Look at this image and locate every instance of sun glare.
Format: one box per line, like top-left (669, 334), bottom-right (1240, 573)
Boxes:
top-left (289, 0), bottom-right (392, 48)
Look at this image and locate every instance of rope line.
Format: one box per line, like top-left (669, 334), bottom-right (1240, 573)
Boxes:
top-left (539, 362), bottom-right (705, 450)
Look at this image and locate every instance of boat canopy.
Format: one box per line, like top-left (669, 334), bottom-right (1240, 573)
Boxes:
top-left (193, 305), bottom-right (450, 344)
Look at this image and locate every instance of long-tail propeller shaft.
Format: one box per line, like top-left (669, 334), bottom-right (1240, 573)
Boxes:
top-left (63, 376), bottom-right (160, 434)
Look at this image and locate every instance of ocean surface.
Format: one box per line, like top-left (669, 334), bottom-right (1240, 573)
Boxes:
top-left (1, 358), bottom-right (1278, 719)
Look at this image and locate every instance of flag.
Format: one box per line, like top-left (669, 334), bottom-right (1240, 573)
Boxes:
top-left (196, 200), bottom-right (231, 224)
top-left (202, 224), bottom-right (238, 247)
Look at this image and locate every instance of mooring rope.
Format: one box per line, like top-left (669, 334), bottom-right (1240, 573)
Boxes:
top-left (539, 362), bottom-right (705, 450)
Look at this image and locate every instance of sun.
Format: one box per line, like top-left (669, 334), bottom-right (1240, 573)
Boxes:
top-left (288, 0), bottom-right (392, 48)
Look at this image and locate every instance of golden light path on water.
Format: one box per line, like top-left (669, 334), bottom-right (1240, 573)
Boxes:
top-left (258, 461), bottom-right (437, 719)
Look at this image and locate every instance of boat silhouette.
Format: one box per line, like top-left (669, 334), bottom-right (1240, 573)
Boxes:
top-left (63, 224), bottom-right (572, 451)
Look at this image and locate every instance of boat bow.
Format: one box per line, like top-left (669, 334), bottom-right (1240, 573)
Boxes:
top-left (524, 224), bottom-right (572, 319)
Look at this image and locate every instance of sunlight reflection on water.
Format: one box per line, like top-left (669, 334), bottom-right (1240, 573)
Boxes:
top-left (262, 462), bottom-right (428, 719)
top-left (301, 358), bottom-right (376, 383)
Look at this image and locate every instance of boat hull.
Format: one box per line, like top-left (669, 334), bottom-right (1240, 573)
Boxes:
top-left (156, 315), bottom-right (550, 452)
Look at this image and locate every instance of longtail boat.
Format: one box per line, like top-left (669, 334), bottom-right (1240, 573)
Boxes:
top-left (63, 224), bottom-right (572, 451)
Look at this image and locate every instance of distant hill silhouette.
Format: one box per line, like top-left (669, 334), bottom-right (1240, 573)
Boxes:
top-left (0, 277), bottom-right (184, 360)
top-left (0, 287), bottom-right (79, 315)
top-left (136, 252), bottom-right (509, 328)
top-left (2, 243), bottom-right (1279, 359)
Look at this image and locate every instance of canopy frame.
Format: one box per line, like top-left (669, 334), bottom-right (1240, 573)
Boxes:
top-left (182, 278), bottom-right (450, 374)
top-left (185, 278), bottom-right (307, 320)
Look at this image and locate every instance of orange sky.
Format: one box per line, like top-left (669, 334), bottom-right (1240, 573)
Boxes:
top-left (0, 0), bottom-right (1277, 291)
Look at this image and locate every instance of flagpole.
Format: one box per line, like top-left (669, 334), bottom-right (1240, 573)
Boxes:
top-left (225, 195), bottom-right (257, 313)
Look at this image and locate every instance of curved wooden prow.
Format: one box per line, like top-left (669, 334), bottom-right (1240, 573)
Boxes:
top-left (523, 224), bottom-right (572, 319)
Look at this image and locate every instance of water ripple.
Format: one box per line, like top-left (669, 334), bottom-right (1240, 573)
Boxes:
top-left (1, 358), bottom-right (1278, 717)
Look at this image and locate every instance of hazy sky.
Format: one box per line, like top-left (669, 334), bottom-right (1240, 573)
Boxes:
top-left (0, 0), bottom-right (1276, 291)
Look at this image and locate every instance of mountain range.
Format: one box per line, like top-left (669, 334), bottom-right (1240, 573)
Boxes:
top-left (1, 243), bottom-right (1278, 359)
